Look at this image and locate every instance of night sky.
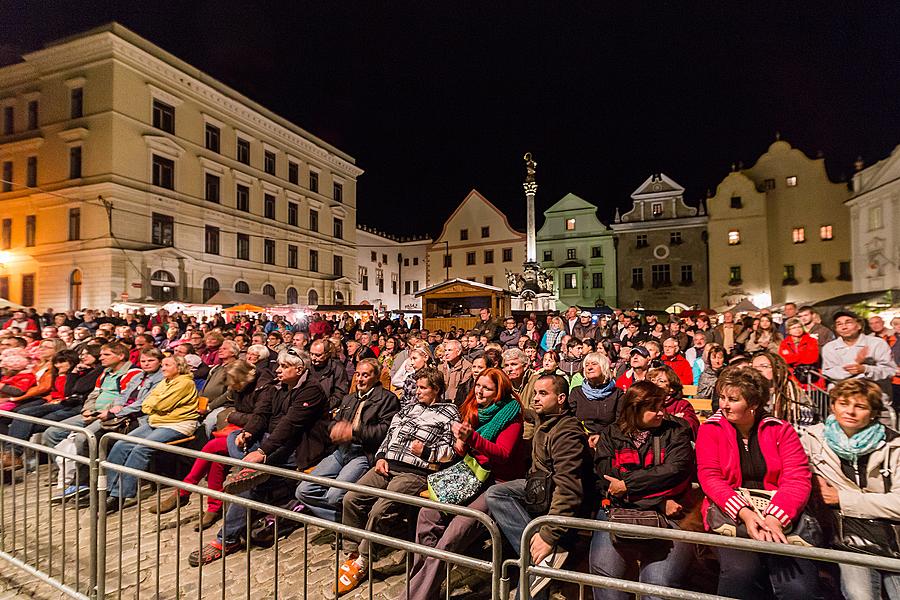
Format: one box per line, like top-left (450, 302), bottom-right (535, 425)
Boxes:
top-left (3, 2), bottom-right (900, 237)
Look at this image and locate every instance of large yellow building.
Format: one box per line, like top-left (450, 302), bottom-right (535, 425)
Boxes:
top-left (0, 23), bottom-right (361, 309)
top-left (427, 189), bottom-right (525, 289)
top-left (707, 139), bottom-right (852, 308)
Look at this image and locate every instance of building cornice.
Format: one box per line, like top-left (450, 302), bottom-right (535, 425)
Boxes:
top-left (7, 26), bottom-right (363, 179)
top-left (610, 216), bottom-right (708, 233)
top-left (0, 136), bottom-right (44, 156)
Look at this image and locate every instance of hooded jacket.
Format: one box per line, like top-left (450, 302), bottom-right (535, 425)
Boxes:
top-left (697, 411), bottom-right (812, 528)
top-left (801, 423), bottom-right (900, 520)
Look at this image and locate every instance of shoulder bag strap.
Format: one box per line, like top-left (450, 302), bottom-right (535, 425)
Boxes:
top-left (653, 435), bottom-right (661, 467)
top-left (884, 445), bottom-right (893, 493)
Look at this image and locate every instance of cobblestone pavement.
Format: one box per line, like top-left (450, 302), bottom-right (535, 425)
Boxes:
top-left (0, 464), bottom-right (511, 599)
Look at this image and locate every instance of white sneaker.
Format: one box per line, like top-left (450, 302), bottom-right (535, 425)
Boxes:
top-left (530, 549), bottom-right (568, 597)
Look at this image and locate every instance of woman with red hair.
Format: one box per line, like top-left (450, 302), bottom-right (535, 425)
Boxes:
top-left (402, 368), bottom-right (527, 600)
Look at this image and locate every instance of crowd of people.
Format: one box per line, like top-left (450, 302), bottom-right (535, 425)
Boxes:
top-left (1, 302), bottom-right (900, 600)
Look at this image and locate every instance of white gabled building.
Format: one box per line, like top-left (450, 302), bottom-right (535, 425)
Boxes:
top-left (354, 226), bottom-right (430, 313)
top-left (0, 23), bottom-right (362, 309)
top-left (848, 147), bottom-right (900, 292)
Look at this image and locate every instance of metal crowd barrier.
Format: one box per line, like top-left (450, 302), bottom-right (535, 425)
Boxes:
top-left (95, 431), bottom-right (505, 600)
top-left (510, 515), bottom-right (900, 600)
top-left (0, 409), bottom-right (99, 600)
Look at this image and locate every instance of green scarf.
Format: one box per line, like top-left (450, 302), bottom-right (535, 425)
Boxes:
top-left (824, 414), bottom-right (885, 468)
top-left (476, 397), bottom-right (522, 442)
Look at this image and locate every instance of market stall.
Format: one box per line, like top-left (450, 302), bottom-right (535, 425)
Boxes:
top-left (416, 279), bottom-right (511, 332)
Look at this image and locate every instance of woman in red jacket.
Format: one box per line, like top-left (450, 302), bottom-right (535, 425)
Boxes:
top-left (778, 318), bottom-right (823, 389)
top-left (402, 367), bottom-right (526, 600)
top-left (696, 366), bottom-right (821, 600)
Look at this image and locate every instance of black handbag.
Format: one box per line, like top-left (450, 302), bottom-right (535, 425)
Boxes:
top-left (524, 436), bottom-right (554, 516)
top-left (832, 446), bottom-right (900, 557)
top-left (707, 487), bottom-right (823, 547)
top-left (607, 438), bottom-right (668, 542)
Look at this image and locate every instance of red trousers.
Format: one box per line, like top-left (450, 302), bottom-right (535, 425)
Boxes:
top-left (180, 436), bottom-right (229, 513)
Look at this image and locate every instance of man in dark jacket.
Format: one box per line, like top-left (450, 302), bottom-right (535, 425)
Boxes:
top-left (572, 310), bottom-right (599, 341)
top-left (191, 348), bottom-right (327, 566)
top-left (472, 307), bottom-right (500, 342)
top-left (486, 373), bottom-right (593, 598)
top-left (308, 339), bottom-right (350, 410)
top-left (295, 358), bottom-right (399, 521)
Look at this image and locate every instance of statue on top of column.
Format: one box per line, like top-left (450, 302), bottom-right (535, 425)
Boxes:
top-left (524, 152), bottom-right (537, 183)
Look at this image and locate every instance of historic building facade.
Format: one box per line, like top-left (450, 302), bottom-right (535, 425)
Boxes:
top-left (848, 145), bottom-right (900, 292)
top-left (427, 189), bottom-right (526, 288)
top-left (707, 138), bottom-right (851, 307)
top-left (354, 225), bottom-right (429, 313)
top-left (0, 23), bottom-right (361, 309)
top-left (611, 174), bottom-right (709, 311)
top-left (536, 193), bottom-right (616, 310)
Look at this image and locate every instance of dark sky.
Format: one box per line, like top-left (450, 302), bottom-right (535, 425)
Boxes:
top-left (3, 2), bottom-right (900, 237)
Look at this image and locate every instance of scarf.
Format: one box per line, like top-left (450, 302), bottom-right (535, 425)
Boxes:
top-left (476, 397), bottom-right (521, 442)
top-left (581, 378), bottom-right (617, 401)
top-left (824, 414), bottom-right (885, 467)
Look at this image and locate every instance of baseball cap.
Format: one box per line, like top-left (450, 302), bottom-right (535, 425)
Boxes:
top-left (832, 310), bottom-right (860, 323)
top-left (580, 310), bottom-right (592, 317)
top-left (630, 346), bottom-right (650, 358)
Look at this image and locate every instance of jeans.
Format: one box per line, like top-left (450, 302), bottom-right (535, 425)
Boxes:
top-left (106, 423), bottom-right (185, 499)
top-left (589, 509), bottom-right (693, 600)
top-left (840, 564), bottom-right (900, 600)
top-left (484, 479), bottom-right (531, 555)
top-left (202, 407), bottom-right (224, 438)
top-left (43, 414), bottom-right (86, 448)
top-left (8, 403), bottom-right (79, 453)
top-left (217, 430), bottom-right (295, 545)
top-left (716, 546), bottom-right (822, 600)
top-left (295, 445), bottom-right (369, 522)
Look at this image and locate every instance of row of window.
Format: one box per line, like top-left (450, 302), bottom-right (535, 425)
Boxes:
top-left (365, 252), bottom-right (421, 267)
top-left (1, 147), bottom-right (82, 191)
top-left (196, 277), bottom-right (329, 306)
top-left (725, 262), bottom-right (853, 286)
top-left (562, 272), bottom-right (605, 290)
top-left (542, 246), bottom-right (604, 261)
top-left (631, 265), bottom-right (694, 288)
top-left (357, 267), bottom-right (421, 295)
top-left (152, 99), bottom-right (343, 202)
top-left (0, 274), bottom-right (35, 307)
top-left (726, 225), bottom-right (834, 246)
top-left (1, 88), bottom-right (83, 137)
top-left (442, 248), bottom-right (514, 268)
top-left (459, 226), bottom-right (491, 241)
top-left (634, 232), bottom-right (682, 248)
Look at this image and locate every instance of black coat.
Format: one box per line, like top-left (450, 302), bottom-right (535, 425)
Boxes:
top-left (245, 374), bottom-right (328, 469)
top-left (329, 384), bottom-right (400, 464)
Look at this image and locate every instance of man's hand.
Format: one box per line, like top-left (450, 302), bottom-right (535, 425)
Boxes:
top-left (330, 421), bottom-right (353, 444)
top-left (529, 533), bottom-right (554, 565)
top-left (587, 434), bottom-right (600, 449)
top-left (375, 458), bottom-right (390, 476)
top-left (243, 449), bottom-right (266, 464)
top-left (97, 410), bottom-right (110, 421)
top-left (410, 440), bottom-right (425, 457)
top-left (109, 405), bottom-right (122, 415)
top-left (235, 431), bottom-right (252, 450)
top-left (604, 475), bottom-right (627, 498)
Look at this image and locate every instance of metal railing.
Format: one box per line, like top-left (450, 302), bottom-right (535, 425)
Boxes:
top-left (95, 431), bottom-right (505, 599)
top-left (0, 409), bottom-right (99, 599)
top-left (510, 514), bottom-right (900, 600)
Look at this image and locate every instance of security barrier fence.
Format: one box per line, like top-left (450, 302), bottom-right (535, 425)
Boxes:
top-left (1, 410), bottom-right (900, 599)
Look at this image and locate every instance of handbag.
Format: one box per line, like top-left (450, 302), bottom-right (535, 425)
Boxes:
top-left (427, 454), bottom-right (491, 505)
top-left (607, 437), bottom-right (668, 542)
top-left (831, 446), bottom-right (900, 557)
top-left (707, 487), bottom-right (823, 547)
top-left (524, 436), bottom-right (554, 516)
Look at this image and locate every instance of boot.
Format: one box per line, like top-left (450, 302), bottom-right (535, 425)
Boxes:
top-left (149, 490), bottom-right (190, 514)
top-left (194, 510), bottom-right (221, 531)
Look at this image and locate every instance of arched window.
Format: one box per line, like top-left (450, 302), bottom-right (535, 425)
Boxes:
top-left (286, 287), bottom-right (298, 304)
top-left (150, 270), bottom-right (176, 302)
top-left (202, 277), bottom-right (220, 303)
top-left (262, 284), bottom-right (276, 299)
top-left (235, 281), bottom-right (250, 294)
top-left (334, 290), bottom-right (345, 305)
top-left (307, 289), bottom-right (319, 306)
top-left (69, 269), bottom-right (82, 310)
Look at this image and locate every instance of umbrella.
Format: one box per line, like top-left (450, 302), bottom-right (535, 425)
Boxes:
top-left (223, 303), bottom-right (265, 313)
top-left (0, 297), bottom-right (25, 310)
